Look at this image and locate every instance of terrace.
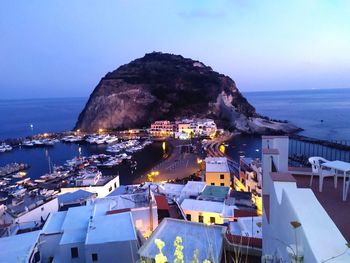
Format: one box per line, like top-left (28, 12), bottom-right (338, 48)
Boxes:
top-left (262, 136), bottom-right (350, 262)
top-left (292, 174), bottom-right (350, 242)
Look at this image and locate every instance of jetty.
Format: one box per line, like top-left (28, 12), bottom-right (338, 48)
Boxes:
top-left (0, 163), bottom-right (29, 177)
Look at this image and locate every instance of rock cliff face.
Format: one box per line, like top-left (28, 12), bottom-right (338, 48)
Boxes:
top-left (75, 52), bottom-right (299, 134)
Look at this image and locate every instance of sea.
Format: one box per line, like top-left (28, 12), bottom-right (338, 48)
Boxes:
top-left (1, 88), bottom-right (350, 183)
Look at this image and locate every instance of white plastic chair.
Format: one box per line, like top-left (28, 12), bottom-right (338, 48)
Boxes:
top-left (309, 156), bottom-right (336, 192)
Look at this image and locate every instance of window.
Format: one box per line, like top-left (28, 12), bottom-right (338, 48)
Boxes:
top-left (41, 207), bottom-right (44, 211)
top-left (211, 183), bottom-right (215, 186)
top-left (220, 174), bottom-right (225, 179)
top-left (198, 215), bottom-right (203, 223)
top-left (71, 247), bottom-right (78, 258)
top-left (92, 253), bottom-right (98, 262)
top-left (186, 214), bottom-right (191, 221)
top-left (109, 186), bottom-right (112, 192)
top-left (210, 217), bottom-right (215, 224)
top-left (220, 183), bottom-right (225, 186)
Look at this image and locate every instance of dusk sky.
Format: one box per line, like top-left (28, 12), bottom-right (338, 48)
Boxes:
top-left (1, 0), bottom-right (350, 99)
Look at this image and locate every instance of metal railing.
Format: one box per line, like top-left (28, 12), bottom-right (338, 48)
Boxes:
top-left (289, 138), bottom-right (350, 166)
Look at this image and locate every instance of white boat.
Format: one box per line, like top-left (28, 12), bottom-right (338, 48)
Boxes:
top-left (12, 171), bottom-right (27, 178)
top-left (0, 143), bottom-right (12, 152)
top-left (98, 158), bottom-right (122, 168)
top-left (62, 135), bottom-right (83, 143)
top-left (32, 140), bottom-right (44, 146)
top-left (22, 140), bottom-right (34, 147)
top-left (43, 139), bottom-right (55, 146)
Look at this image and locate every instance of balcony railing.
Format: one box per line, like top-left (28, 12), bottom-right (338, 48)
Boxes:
top-left (289, 137), bottom-right (350, 166)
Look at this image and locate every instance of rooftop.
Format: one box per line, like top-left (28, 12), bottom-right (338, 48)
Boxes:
top-left (65, 175), bottom-right (117, 187)
top-left (181, 199), bottom-right (224, 214)
top-left (181, 181), bottom-right (206, 194)
top-left (0, 230), bottom-right (40, 263)
top-left (205, 157), bottom-right (229, 173)
top-left (41, 211), bottom-right (67, 235)
top-left (292, 173), bottom-right (350, 242)
top-left (138, 218), bottom-right (225, 262)
top-left (200, 185), bottom-right (230, 200)
top-left (85, 212), bottom-right (137, 244)
top-left (57, 189), bottom-right (95, 205)
top-left (6, 194), bottom-right (57, 218)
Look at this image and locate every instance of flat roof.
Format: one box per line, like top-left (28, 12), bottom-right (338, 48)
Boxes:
top-left (85, 212), bottom-right (136, 245)
top-left (41, 211), bottom-right (67, 235)
top-left (181, 199), bottom-right (224, 214)
top-left (60, 205), bottom-right (93, 245)
top-left (181, 181), bottom-right (206, 194)
top-left (58, 189), bottom-right (95, 205)
top-left (205, 157), bottom-right (229, 173)
top-left (201, 185), bottom-right (230, 199)
top-left (159, 183), bottom-right (185, 195)
top-left (0, 230), bottom-right (40, 263)
top-left (139, 218), bottom-right (225, 262)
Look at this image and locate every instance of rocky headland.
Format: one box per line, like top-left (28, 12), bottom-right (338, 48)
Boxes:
top-left (75, 52), bottom-right (300, 135)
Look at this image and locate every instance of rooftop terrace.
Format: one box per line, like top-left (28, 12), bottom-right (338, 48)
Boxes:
top-left (200, 185), bottom-right (230, 199)
top-left (292, 173), bottom-right (350, 242)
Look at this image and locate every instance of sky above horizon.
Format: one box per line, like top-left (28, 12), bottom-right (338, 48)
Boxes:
top-left (1, 0), bottom-right (350, 99)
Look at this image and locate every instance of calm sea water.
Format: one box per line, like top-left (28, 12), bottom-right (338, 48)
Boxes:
top-left (0, 97), bottom-right (87, 140)
top-left (1, 89), bottom-right (349, 182)
top-left (243, 88), bottom-right (350, 141)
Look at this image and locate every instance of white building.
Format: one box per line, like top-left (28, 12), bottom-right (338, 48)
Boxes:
top-left (158, 183), bottom-right (185, 200)
top-left (139, 218), bottom-right (226, 262)
top-left (0, 230), bottom-right (41, 263)
top-left (262, 136), bottom-right (350, 262)
top-left (179, 181), bottom-right (206, 202)
top-left (181, 198), bottom-right (237, 225)
top-left (39, 204), bottom-right (139, 263)
top-left (1, 194), bottom-right (58, 236)
top-left (60, 175), bottom-right (120, 198)
top-left (88, 191), bottom-right (158, 237)
top-left (238, 157), bottom-right (262, 195)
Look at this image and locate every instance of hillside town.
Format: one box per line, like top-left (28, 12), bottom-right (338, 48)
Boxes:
top-left (1, 116), bottom-right (350, 262)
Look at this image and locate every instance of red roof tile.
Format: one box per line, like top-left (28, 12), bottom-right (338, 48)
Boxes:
top-left (155, 195), bottom-right (170, 210)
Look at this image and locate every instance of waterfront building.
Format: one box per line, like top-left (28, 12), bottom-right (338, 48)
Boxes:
top-left (175, 122), bottom-right (194, 139)
top-left (1, 194), bottom-right (58, 236)
top-left (204, 157), bottom-right (231, 187)
top-left (138, 218), bottom-right (226, 262)
top-left (262, 136), bottom-right (350, 262)
top-left (39, 206), bottom-right (138, 263)
top-left (150, 120), bottom-right (175, 136)
top-left (174, 118), bottom-right (217, 139)
top-left (60, 174), bottom-right (120, 198)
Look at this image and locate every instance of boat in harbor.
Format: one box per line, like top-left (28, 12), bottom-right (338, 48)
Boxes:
top-left (12, 171), bottom-right (27, 178)
top-left (61, 135), bottom-right (84, 143)
top-left (0, 143), bottom-right (12, 152)
top-left (22, 140), bottom-right (34, 147)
